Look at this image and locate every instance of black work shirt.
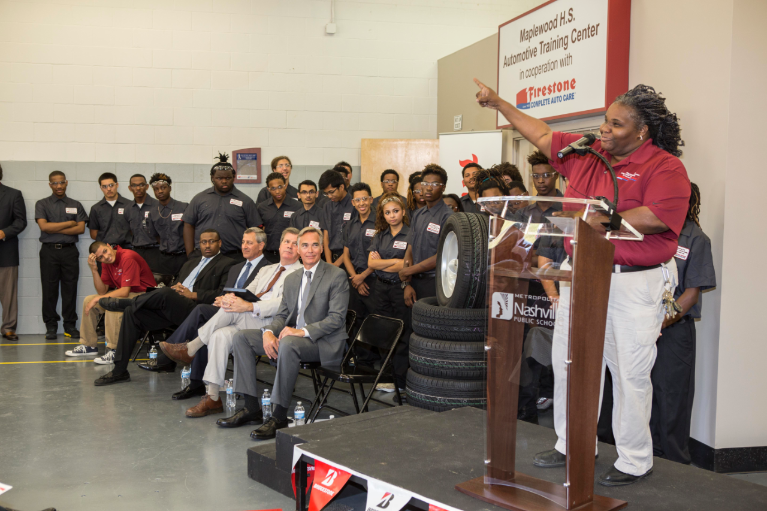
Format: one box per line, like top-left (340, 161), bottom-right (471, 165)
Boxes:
top-left (257, 197), bottom-right (302, 251)
top-left (127, 196), bottom-right (158, 248)
top-left (183, 186), bottom-right (261, 254)
top-left (256, 184), bottom-right (298, 205)
top-left (146, 199), bottom-right (188, 254)
top-left (368, 224), bottom-right (410, 282)
top-left (320, 192), bottom-right (354, 251)
top-left (406, 199), bottom-right (453, 269)
top-left (342, 212), bottom-right (376, 273)
top-left (460, 194), bottom-right (479, 214)
top-left (35, 195), bottom-right (89, 244)
top-left (88, 194), bottom-right (133, 246)
top-left (290, 203), bottom-right (324, 231)
top-left (673, 219), bottom-right (716, 320)
top-left (517, 190), bottom-right (564, 224)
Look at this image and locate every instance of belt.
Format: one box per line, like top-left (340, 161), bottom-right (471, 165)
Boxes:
top-left (135, 244), bottom-right (159, 249)
top-left (43, 243), bottom-right (75, 249)
top-left (412, 272), bottom-right (435, 279)
top-left (160, 250), bottom-right (186, 256)
top-left (612, 263), bottom-right (661, 274)
top-left (377, 276), bottom-right (400, 285)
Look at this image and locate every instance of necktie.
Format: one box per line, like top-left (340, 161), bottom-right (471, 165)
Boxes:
top-left (296, 271), bottom-right (312, 329)
top-left (256, 266), bottom-right (285, 298)
top-left (236, 262), bottom-right (251, 288)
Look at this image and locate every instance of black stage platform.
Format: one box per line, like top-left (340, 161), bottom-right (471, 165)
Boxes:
top-left (248, 406), bottom-right (767, 510)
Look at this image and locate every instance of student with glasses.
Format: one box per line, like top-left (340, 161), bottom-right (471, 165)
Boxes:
top-left (318, 169), bottom-right (354, 268)
top-left (407, 172), bottom-right (426, 211)
top-left (126, 173), bottom-right (160, 272)
top-left (258, 172), bottom-right (301, 263)
top-left (88, 172), bottom-right (133, 250)
top-left (290, 180), bottom-right (325, 232)
top-left (442, 194), bottom-right (464, 213)
top-left (371, 169), bottom-right (408, 216)
top-left (256, 156), bottom-right (298, 205)
top-left (516, 151), bottom-right (564, 224)
top-left (460, 162), bottom-right (482, 213)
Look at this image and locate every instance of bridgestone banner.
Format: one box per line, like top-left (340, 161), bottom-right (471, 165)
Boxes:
top-left (365, 479), bottom-right (414, 511)
top-left (309, 460), bottom-right (352, 511)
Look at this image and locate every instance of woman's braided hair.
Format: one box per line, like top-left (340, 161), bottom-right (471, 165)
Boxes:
top-left (614, 84), bottom-right (684, 157)
top-left (687, 182), bottom-right (701, 227)
top-left (476, 167), bottom-right (510, 197)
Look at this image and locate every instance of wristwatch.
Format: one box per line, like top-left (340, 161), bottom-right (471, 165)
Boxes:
top-left (401, 281), bottom-right (411, 289)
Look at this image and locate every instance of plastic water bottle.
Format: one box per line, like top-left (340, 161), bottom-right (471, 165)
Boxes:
top-left (225, 379), bottom-right (235, 409)
top-left (294, 402), bottom-right (306, 426)
top-left (149, 345), bottom-right (158, 363)
top-left (181, 365), bottom-right (191, 390)
top-left (261, 389), bottom-right (272, 420)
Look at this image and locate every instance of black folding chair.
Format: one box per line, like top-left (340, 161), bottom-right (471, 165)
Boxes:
top-left (131, 328), bottom-right (175, 362)
top-left (307, 314), bottom-right (404, 422)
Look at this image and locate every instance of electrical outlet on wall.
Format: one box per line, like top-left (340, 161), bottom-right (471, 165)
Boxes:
top-left (454, 115), bottom-right (462, 131)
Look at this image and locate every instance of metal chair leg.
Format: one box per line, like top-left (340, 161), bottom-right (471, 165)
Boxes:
top-left (358, 383), bottom-right (368, 412)
top-left (131, 331), bottom-right (150, 362)
top-left (308, 376), bottom-right (330, 422)
top-left (349, 382), bottom-right (360, 414)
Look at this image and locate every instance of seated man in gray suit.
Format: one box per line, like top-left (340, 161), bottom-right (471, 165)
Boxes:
top-left (216, 226), bottom-right (349, 439)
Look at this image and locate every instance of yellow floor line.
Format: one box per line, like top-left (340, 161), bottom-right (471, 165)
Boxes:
top-left (1, 343), bottom-right (81, 346)
top-left (0, 359), bottom-right (149, 365)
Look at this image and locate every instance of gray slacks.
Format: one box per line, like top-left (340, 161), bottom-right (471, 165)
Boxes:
top-left (232, 330), bottom-right (320, 408)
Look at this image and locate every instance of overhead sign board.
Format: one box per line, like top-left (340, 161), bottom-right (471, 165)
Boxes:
top-left (497, 0), bottom-right (630, 126)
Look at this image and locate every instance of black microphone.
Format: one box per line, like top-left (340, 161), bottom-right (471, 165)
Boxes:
top-left (556, 133), bottom-right (598, 159)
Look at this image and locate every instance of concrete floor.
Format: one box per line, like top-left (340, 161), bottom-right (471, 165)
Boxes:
top-left (0, 335), bottom-right (397, 511)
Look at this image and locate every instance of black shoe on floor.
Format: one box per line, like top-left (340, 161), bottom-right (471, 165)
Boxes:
top-left (138, 359), bottom-right (177, 373)
top-left (98, 297), bottom-right (135, 312)
top-left (251, 416), bottom-right (289, 440)
top-left (518, 410), bottom-right (539, 425)
top-left (94, 370), bottom-right (131, 386)
top-left (598, 466), bottom-right (652, 487)
top-left (63, 325), bottom-right (80, 339)
top-left (45, 324), bottom-right (58, 340)
top-left (533, 449), bottom-right (567, 467)
top-left (173, 381), bottom-right (205, 400)
top-left (216, 407), bottom-right (263, 428)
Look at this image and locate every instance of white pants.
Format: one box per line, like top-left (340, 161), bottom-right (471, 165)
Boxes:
top-left (552, 259), bottom-right (675, 476)
top-left (200, 309), bottom-right (270, 387)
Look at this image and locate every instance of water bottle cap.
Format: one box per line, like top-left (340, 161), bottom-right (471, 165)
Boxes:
top-left (329, 415), bottom-right (334, 419)
top-left (297, 401), bottom-right (302, 405)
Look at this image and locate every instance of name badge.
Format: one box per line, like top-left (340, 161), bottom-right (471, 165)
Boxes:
top-left (144, 211), bottom-right (150, 218)
top-left (675, 246), bottom-right (690, 261)
top-left (343, 212), bottom-right (351, 221)
top-left (393, 241), bottom-right (407, 250)
top-left (427, 222), bottom-right (440, 234)
top-left (172, 213), bottom-right (184, 221)
top-left (117, 208), bottom-right (124, 215)
top-left (309, 221), bottom-right (320, 228)
top-left (284, 211), bottom-right (294, 218)
top-left (65, 207), bottom-right (77, 214)
top-left (230, 199), bottom-right (243, 207)
top-left (365, 229), bottom-right (375, 237)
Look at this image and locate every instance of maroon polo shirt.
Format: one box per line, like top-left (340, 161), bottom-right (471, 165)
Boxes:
top-left (550, 132), bottom-right (690, 266)
top-left (100, 246), bottom-right (156, 292)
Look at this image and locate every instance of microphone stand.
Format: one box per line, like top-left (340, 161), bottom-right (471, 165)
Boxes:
top-left (570, 145), bottom-right (623, 232)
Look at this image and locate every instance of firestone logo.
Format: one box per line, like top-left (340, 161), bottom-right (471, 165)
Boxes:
top-left (516, 78), bottom-right (576, 110)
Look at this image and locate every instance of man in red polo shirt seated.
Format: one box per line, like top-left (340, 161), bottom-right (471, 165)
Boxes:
top-left (65, 243), bottom-right (155, 363)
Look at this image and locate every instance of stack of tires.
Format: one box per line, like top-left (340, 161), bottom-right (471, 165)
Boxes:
top-left (406, 213), bottom-right (489, 412)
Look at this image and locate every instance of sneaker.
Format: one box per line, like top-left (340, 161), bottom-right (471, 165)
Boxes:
top-left (65, 345), bottom-right (99, 357)
top-left (64, 326), bottom-right (80, 339)
top-left (94, 349), bottom-right (116, 365)
top-left (375, 383), bottom-right (396, 393)
top-left (536, 397), bottom-right (553, 411)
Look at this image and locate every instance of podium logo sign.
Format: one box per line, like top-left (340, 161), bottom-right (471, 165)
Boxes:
top-left (492, 292), bottom-right (556, 327)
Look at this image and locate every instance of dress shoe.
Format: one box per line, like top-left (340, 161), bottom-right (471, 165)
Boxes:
top-left (98, 297), bottom-right (135, 312)
top-left (186, 395), bottom-right (225, 418)
top-left (94, 370), bottom-right (131, 386)
top-left (216, 407), bottom-right (263, 428)
top-left (45, 324), bottom-right (58, 340)
top-left (598, 466), bottom-right (652, 487)
top-left (518, 410), bottom-right (539, 425)
top-left (2, 331), bottom-right (19, 342)
top-left (159, 341), bottom-right (195, 365)
top-left (533, 449), bottom-right (599, 468)
top-left (63, 326), bottom-right (80, 339)
top-left (251, 416), bottom-right (289, 440)
top-left (138, 359), bottom-right (177, 373)
top-left (173, 382), bottom-right (206, 400)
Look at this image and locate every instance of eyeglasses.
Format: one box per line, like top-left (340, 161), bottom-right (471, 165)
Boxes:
top-left (298, 190), bottom-right (316, 195)
top-left (49, 181), bottom-right (66, 186)
top-left (531, 173), bottom-right (556, 179)
top-left (420, 182), bottom-right (444, 189)
top-left (351, 197), bottom-right (371, 204)
top-left (276, 163), bottom-right (292, 169)
top-left (382, 179), bottom-right (398, 185)
top-left (200, 239), bottom-right (219, 246)
top-left (412, 189), bottom-right (423, 195)
top-left (268, 184), bottom-right (285, 192)
top-left (448, 204), bottom-right (460, 212)
top-left (322, 187), bottom-right (338, 198)
top-left (100, 183), bottom-right (117, 190)
top-left (129, 183), bottom-right (148, 188)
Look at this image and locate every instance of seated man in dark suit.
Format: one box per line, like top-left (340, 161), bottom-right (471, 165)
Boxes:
top-left (216, 226), bottom-right (349, 440)
top-left (93, 229), bottom-right (236, 386)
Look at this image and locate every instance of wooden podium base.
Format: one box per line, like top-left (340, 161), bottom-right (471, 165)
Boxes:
top-left (455, 474), bottom-right (627, 511)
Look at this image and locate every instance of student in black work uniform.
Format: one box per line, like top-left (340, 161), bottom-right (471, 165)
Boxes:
top-left (258, 172), bottom-right (301, 263)
top-left (516, 151), bottom-right (564, 223)
top-left (371, 169), bottom-right (407, 214)
top-left (126, 173), bottom-right (159, 272)
top-left (35, 170), bottom-right (88, 340)
top-left (319, 169), bottom-right (354, 268)
top-left (650, 182), bottom-right (716, 465)
top-left (407, 172), bottom-right (426, 212)
top-left (335, 161), bottom-right (353, 189)
top-left (398, 164), bottom-right (453, 306)
top-left (183, 153), bottom-right (261, 263)
top-left (460, 162), bottom-right (481, 213)
top-left (368, 192), bottom-right (411, 393)
top-left (89, 172), bottom-right (132, 249)
top-left (255, 155), bottom-right (298, 205)
top-left (290, 180), bottom-right (324, 231)
top-left (145, 172), bottom-right (188, 279)
top-left (342, 183), bottom-right (377, 337)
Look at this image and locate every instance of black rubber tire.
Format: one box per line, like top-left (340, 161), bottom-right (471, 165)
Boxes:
top-left (406, 369), bottom-right (486, 412)
top-left (409, 333), bottom-right (486, 380)
top-left (411, 296), bottom-right (486, 342)
top-left (435, 212), bottom-right (488, 309)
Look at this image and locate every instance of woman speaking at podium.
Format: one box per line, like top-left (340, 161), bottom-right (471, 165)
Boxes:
top-left (474, 79), bottom-right (690, 486)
